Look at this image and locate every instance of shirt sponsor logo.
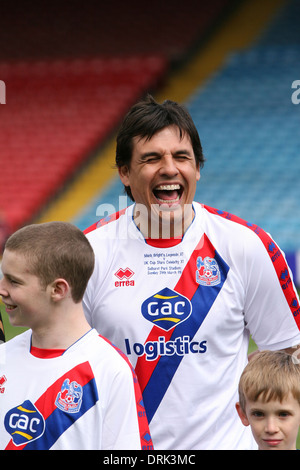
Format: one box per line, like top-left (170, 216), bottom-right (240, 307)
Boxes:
top-left (114, 267), bottom-right (135, 287)
top-left (4, 400), bottom-right (45, 446)
top-left (125, 335), bottom-right (207, 361)
top-left (141, 288), bottom-right (192, 331)
top-left (0, 375), bottom-right (6, 394)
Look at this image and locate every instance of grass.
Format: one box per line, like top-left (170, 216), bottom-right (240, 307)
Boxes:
top-left (1, 301), bottom-right (27, 341)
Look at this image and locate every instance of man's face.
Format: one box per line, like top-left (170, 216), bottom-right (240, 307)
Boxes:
top-left (118, 125), bottom-right (200, 238)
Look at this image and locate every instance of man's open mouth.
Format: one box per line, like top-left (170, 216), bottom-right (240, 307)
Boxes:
top-left (153, 184), bottom-right (183, 204)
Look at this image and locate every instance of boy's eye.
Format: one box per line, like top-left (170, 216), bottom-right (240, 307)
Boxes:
top-left (7, 277), bottom-right (20, 285)
top-left (279, 411), bottom-right (291, 418)
top-left (251, 410), bottom-right (264, 418)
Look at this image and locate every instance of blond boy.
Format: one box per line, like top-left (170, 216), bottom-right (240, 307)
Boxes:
top-left (236, 350), bottom-right (300, 450)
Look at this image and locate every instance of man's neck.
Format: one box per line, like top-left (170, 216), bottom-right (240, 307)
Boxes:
top-left (133, 204), bottom-right (195, 240)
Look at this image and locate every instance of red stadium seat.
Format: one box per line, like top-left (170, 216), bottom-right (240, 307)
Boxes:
top-left (0, 56), bottom-right (168, 231)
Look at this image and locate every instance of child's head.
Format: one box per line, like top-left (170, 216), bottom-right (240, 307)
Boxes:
top-left (3, 221), bottom-right (94, 303)
top-left (236, 350), bottom-right (300, 450)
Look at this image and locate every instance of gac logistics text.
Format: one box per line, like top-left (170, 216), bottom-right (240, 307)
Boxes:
top-left (125, 335), bottom-right (207, 361)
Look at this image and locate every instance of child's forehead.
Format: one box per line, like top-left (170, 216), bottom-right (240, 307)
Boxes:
top-left (3, 247), bottom-right (28, 262)
top-left (2, 249), bottom-right (33, 275)
top-left (247, 391), bottom-right (300, 410)
top-left (2, 248), bottom-right (24, 264)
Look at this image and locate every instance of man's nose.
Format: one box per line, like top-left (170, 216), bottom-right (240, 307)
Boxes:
top-left (159, 156), bottom-right (179, 177)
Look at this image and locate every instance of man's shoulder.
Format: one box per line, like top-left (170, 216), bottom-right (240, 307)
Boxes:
top-left (200, 204), bottom-right (267, 240)
top-left (84, 207), bottom-right (128, 235)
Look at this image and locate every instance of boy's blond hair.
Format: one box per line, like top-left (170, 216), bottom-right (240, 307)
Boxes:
top-left (238, 350), bottom-right (300, 413)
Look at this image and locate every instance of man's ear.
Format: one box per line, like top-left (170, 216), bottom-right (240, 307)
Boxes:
top-left (235, 402), bottom-right (250, 427)
top-left (196, 162), bottom-right (201, 182)
top-left (50, 279), bottom-right (70, 302)
top-left (118, 165), bottom-right (130, 187)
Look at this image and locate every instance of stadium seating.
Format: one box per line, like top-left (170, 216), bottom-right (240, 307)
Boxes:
top-left (74, 0), bottom-right (300, 258)
top-left (1, 0), bottom-right (299, 267)
top-left (0, 56), bottom-right (168, 231)
top-left (0, 0), bottom-right (231, 61)
top-left (187, 43), bottom-right (300, 253)
top-left (0, 0), bottom-right (231, 234)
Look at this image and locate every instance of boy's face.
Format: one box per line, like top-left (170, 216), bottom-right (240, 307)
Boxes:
top-left (0, 249), bottom-right (52, 330)
top-left (237, 393), bottom-right (300, 450)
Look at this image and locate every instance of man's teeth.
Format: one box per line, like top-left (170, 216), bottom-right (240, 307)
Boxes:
top-left (155, 184), bottom-right (180, 191)
top-left (156, 196), bottom-right (180, 202)
top-left (154, 184), bottom-right (181, 203)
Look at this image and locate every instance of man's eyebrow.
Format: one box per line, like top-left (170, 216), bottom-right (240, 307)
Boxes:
top-left (140, 149), bottom-right (193, 160)
top-left (140, 151), bottom-right (162, 160)
top-left (173, 149), bottom-right (193, 156)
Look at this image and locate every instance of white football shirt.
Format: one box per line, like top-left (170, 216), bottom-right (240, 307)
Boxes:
top-left (0, 328), bottom-right (153, 450)
top-left (83, 202), bottom-right (300, 450)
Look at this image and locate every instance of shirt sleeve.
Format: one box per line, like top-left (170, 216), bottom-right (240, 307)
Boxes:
top-left (100, 349), bottom-right (153, 450)
top-left (244, 229), bottom-right (300, 351)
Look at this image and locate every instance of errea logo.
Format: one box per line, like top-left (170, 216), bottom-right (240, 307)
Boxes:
top-left (0, 375), bottom-right (7, 393)
top-left (141, 288), bottom-right (192, 331)
top-left (114, 267), bottom-right (135, 287)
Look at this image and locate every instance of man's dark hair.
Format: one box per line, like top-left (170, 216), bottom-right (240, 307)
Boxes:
top-left (116, 95), bottom-right (205, 200)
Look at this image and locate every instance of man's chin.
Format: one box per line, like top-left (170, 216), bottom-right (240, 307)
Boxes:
top-left (133, 201), bottom-right (194, 238)
top-left (151, 202), bottom-right (194, 238)
top-left (155, 201), bottom-right (181, 211)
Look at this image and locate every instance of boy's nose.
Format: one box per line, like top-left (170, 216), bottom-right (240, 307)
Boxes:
top-left (265, 417), bottom-right (279, 434)
top-left (0, 278), bottom-right (8, 298)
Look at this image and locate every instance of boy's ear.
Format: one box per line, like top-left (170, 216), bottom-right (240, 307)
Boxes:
top-left (235, 402), bottom-right (250, 427)
top-left (50, 279), bottom-right (70, 301)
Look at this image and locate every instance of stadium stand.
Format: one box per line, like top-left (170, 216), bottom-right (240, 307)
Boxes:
top-left (0, 56), bottom-right (168, 231)
top-left (0, 0), bottom-right (299, 286)
top-left (0, 0), bottom-right (232, 235)
top-left (188, 45), bottom-right (300, 250)
top-left (0, 0), bottom-right (232, 61)
top-left (72, 0), bottom-right (300, 285)
top-left (188, 0), bottom-right (300, 282)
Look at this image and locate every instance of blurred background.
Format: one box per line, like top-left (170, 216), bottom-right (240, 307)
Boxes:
top-left (0, 0), bottom-right (299, 339)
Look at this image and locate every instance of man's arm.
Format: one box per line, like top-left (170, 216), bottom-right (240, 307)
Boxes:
top-left (248, 345), bottom-right (300, 362)
top-left (281, 344), bottom-right (300, 362)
